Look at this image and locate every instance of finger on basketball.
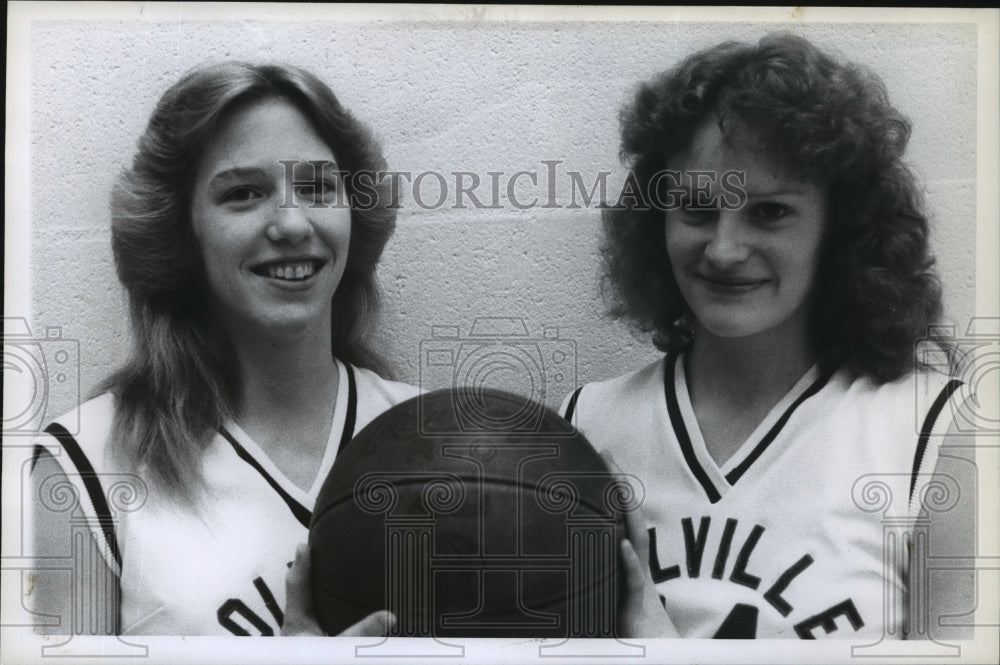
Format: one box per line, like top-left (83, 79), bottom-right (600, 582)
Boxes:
top-left (339, 610), bottom-right (396, 637)
top-left (281, 543), bottom-right (324, 636)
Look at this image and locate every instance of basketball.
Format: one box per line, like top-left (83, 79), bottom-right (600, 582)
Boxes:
top-left (309, 387), bottom-right (631, 638)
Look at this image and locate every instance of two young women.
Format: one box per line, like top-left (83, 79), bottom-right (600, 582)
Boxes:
top-left (31, 34), bottom-right (967, 639)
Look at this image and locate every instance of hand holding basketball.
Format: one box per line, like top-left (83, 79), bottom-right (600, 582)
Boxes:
top-left (281, 544), bottom-right (324, 635)
top-left (282, 544), bottom-right (396, 637)
top-left (603, 453), bottom-right (679, 639)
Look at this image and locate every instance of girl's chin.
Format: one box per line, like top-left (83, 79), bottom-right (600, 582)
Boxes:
top-left (692, 312), bottom-right (769, 340)
top-left (221, 309), bottom-right (332, 341)
top-left (693, 309), bottom-right (809, 343)
top-left (700, 325), bottom-right (765, 340)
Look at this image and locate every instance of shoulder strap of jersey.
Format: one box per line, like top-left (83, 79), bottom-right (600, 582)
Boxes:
top-left (909, 377), bottom-right (963, 506)
top-left (33, 422), bottom-right (122, 570)
top-left (335, 361), bottom-right (358, 458)
top-left (562, 386), bottom-right (583, 423)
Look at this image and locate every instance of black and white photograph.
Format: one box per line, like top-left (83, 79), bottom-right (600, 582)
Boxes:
top-left (3, 4), bottom-right (998, 664)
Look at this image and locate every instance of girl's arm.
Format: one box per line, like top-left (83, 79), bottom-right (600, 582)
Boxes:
top-left (30, 449), bottom-right (119, 635)
top-left (602, 453), bottom-right (680, 639)
top-left (909, 414), bottom-right (977, 640)
top-left (618, 502), bottom-right (681, 638)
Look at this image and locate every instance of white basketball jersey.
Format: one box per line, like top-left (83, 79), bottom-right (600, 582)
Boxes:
top-left (563, 352), bottom-right (960, 639)
top-left (30, 359), bottom-right (420, 635)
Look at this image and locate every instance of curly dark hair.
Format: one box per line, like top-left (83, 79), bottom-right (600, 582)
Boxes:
top-left (102, 61), bottom-right (397, 496)
top-left (602, 33), bottom-right (944, 383)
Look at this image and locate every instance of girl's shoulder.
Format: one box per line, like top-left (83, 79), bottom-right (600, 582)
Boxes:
top-left (836, 365), bottom-right (961, 419)
top-left (34, 392), bottom-right (118, 471)
top-left (348, 363), bottom-right (422, 433)
top-left (560, 355), bottom-right (667, 422)
top-left (350, 364), bottom-right (422, 403)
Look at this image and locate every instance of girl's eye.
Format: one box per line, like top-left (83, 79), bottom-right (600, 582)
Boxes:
top-left (749, 202), bottom-right (789, 221)
top-left (676, 199), bottom-right (720, 224)
top-left (223, 187), bottom-right (263, 204)
top-left (295, 179), bottom-right (338, 201)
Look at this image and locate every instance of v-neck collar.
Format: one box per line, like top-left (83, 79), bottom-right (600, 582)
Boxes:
top-left (663, 351), bottom-right (831, 503)
top-left (219, 359), bottom-right (358, 526)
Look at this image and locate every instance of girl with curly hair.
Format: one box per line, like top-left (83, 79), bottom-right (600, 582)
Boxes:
top-left (29, 62), bottom-right (417, 636)
top-left (564, 34), bottom-right (969, 639)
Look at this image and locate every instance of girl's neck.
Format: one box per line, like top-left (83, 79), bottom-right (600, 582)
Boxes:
top-left (227, 322), bottom-right (339, 443)
top-left (685, 317), bottom-right (818, 410)
top-left (682, 317), bottom-right (818, 468)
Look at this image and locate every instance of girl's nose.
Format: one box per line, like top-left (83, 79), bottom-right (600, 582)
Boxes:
top-left (266, 201), bottom-right (314, 244)
top-left (703, 212), bottom-right (750, 267)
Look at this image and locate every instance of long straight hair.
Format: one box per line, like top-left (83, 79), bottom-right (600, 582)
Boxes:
top-left (100, 62), bottom-right (397, 499)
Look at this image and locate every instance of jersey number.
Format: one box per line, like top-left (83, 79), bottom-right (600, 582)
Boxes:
top-left (710, 600), bottom-right (864, 639)
top-left (714, 604), bottom-right (758, 638)
top-left (218, 577), bottom-right (285, 635)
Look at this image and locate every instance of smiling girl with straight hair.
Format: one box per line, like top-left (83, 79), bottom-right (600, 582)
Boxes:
top-left (30, 61), bottom-right (416, 636)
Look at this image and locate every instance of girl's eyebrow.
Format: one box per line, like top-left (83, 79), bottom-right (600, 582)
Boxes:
top-left (743, 187), bottom-right (808, 198)
top-left (208, 166), bottom-right (269, 184)
top-left (209, 160), bottom-right (340, 185)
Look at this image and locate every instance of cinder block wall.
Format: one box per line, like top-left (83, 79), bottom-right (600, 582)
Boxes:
top-left (25, 19), bottom-right (978, 418)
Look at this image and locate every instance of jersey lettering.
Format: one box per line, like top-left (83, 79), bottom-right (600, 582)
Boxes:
top-left (649, 520), bottom-right (864, 637)
top-left (218, 599), bottom-right (275, 636)
top-left (711, 518), bottom-right (737, 579)
top-left (217, 576), bottom-right (283, 635)
top-left (254, 576), bottom-right (284, 627)
top-left (730, 524), bottom-right (764, 590)
top-left (763, 554), bottom-right (813, 617)
top-left (648, 527), bottom-right (681, 583)
top-left (793, 599), bottom-right (864, 638)
top-left (682, 516), bottom-right (710, 577)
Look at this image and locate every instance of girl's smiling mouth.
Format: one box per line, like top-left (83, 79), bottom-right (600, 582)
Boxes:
top-left (250, 258), bottom-right (327, 282)
top-left (696, 272), bottom-right (770, 292)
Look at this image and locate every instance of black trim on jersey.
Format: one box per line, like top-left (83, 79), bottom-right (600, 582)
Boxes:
top-left (218, 363), bottom-right (358, 527)
top-left (30, 444), bottom-right (46, 473)
top-left (333, 362), bottom-right (358, 460)
top-left (563, 386), bottom-right (583, 423)
top-left (724, 370), bottom-right (834, 486)
top-left (909, 378), bottom-right (963, 503)
top-left (220, 427), bottom-right (312, 528)
top-left (40, 422), bottom-right (122, 568)
top-left (664, 353), bottom-right (722, 504)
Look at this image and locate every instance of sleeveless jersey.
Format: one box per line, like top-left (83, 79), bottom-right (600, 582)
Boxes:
top-left (29, 359), bottom-right (420, 635)
top-left (562, 352), bottom-right (961, 639)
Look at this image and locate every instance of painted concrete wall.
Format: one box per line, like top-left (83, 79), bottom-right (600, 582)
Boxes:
top-left (21, 17), bottom-right (979, 420)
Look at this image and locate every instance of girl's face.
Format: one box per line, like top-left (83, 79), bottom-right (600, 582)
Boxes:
top-left (664, 122), bottom-right (827, 343)
top-left (190, 98), bottom-right (351, 341)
